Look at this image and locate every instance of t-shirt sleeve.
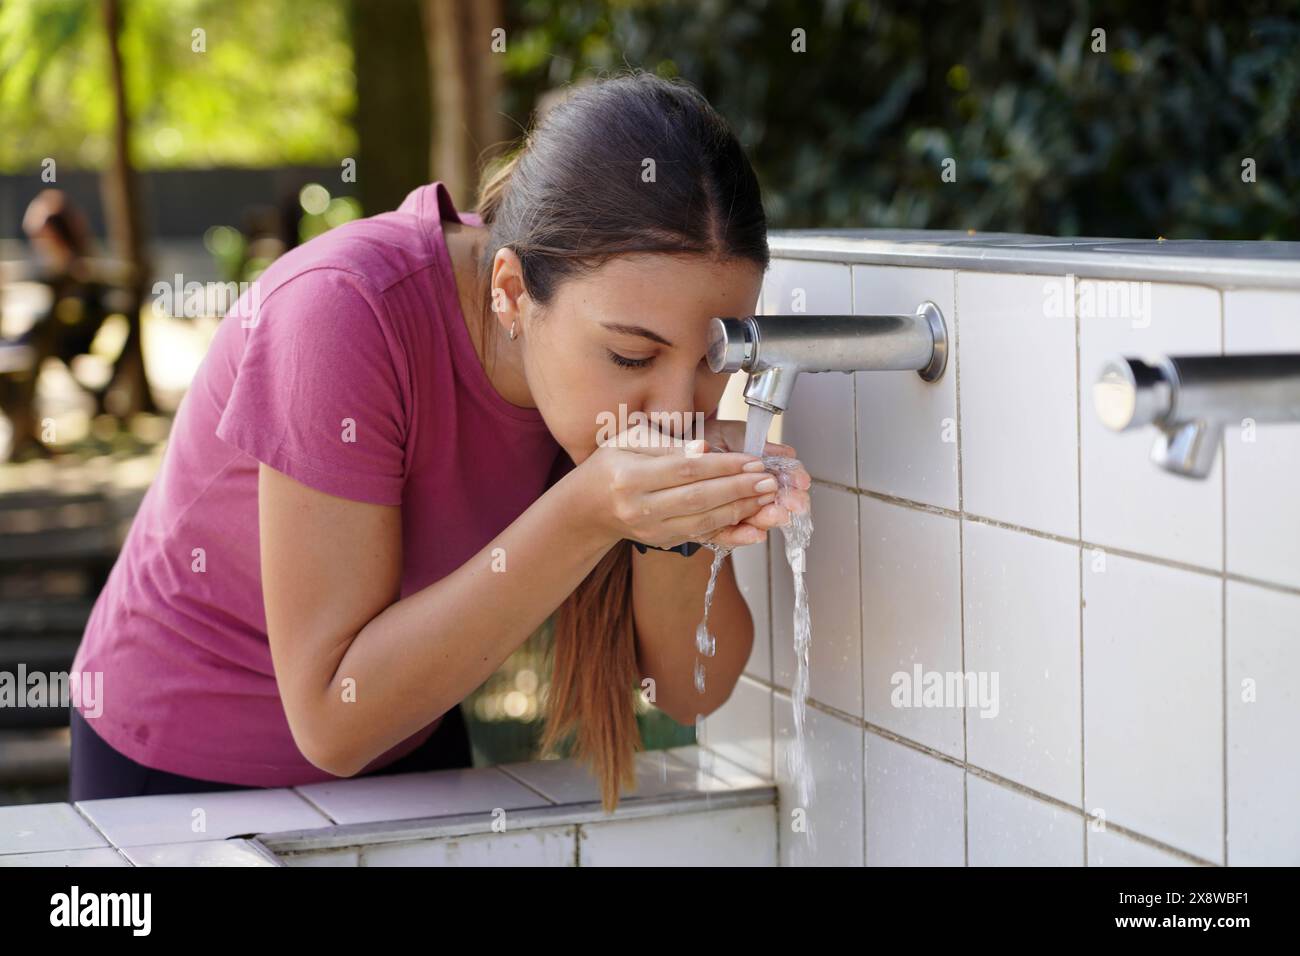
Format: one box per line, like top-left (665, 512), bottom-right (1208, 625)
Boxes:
top-left (215, 267), bottom-right (408, 506)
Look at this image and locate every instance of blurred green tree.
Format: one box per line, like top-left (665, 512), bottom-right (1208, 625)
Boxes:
top-left (0, 0), bottom-right (355, 171)
top-left (494, 0), bottom-right (1300, 239)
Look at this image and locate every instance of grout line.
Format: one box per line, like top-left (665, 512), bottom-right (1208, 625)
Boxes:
top-left (495, 765), bottom-right (562, 806)
top-left (753, 674), bottom-right (1221, 867)
top-left (803, 477), bottom-right (1300, 599)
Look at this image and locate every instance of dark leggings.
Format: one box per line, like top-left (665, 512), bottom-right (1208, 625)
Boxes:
top-left (67, 704), bottom-right (473, 802)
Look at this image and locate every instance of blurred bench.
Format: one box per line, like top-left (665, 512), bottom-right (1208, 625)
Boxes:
top-left (0, 486), bottom-right (143, 731)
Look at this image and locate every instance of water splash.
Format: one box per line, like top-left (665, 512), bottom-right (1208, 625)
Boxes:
top-left (687, 452), bottom-right (817, 843)
top-left (692, 545), bottom-right (727, 693)
top-left (762, 456), bottom-right (817, 822)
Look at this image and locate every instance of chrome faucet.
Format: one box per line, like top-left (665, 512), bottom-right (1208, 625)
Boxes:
top-left (1093, 353), bottom-right (1300, 478)
top-left (706, 302), bottom-right (949, 414)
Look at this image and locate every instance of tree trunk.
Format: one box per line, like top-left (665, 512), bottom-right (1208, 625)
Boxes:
top-left (100, 0), bottom-right (156, 417)
top-left (422, 0), bottom-right (507, 209)
top-left (349, 0), bottom-right (432, 216)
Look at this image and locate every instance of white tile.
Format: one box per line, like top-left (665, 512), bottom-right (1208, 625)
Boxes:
top-left (864, 733), bottom-right (965, 866)
top-left (579, 806), bottom-right (777, 866)
top-left (966, 774), bottom-right (1083, 866)
top-left (1224, 290), bottom-right (1300, 590)
top-left (699, 675), bottom-right (772, 778)
top-left (762, 260), bottom-right (856, 486)
top-left (0, 847), bottom-right (128, 867)
top-left (75, 788), bottom-right (332, 848)
top-left (1226, 580), bottom-right (1300, 865)
top-left (957, 272), bottom-right (1079, 538)
top-left (963, 520), bottom-right (1082, 805)
top-left (362, 826), bottom-right (576, 866)
top-left (853, 266), bottom-right (959, 509)
top-left (498, 750), bottom-right (731, 809)
top-left (1087, 828), bottom-right (1195, 866)
top-left (123, 838), bottom-right (280, 866)
top-left (296, 766), bottom-right (549, 826)
top-left (0, 802), bottom-right (109, 854)
top-left (1080, 281), bottom-right (1222, 569)
top-left (731, 536), bottom-right (771, 681)
top-left (774, 692), bottom-right (863, 866)
top-left (860, 497), bottom-right (963, 758)
top-left (663, 745), bottom-right (769, 789)
top-left (772, 483), bottom-right (861, 716)
top-left (1082, 553), bottom-right (1223, 862)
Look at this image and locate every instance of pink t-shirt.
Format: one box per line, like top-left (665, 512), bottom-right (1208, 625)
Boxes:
top-left (71, 181), bottom-right (565, 787)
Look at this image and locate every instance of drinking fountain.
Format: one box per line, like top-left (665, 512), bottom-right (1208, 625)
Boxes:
top-left (1092, 353), bottom-right (1300, 478)
top-left (706, 302), bottom-right (948, 457)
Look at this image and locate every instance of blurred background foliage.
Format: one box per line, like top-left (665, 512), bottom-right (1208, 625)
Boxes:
top-left (1, 0), bottom-right (1296, 239)
top-left (0, 0), bottom-right (356, 171)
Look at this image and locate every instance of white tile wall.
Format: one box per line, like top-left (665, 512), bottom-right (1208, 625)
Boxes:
top-left (853, 266), bottom-right (959, 510)
top-left (1083, 552), bottom-right (1223, 862)
top-left (963, 519), bottom-right (1081, 805)
top-left (701, 255), bottom-right (1298, 867)
top-left (860, 496), bottom-right (963, 759)
top-left (958, 272), bottom-right (1080, 538)
top-left (1226, 580), bottom-right (1300, 865)
top-left (864, 733), bottom-right (965, 866)
top-left (1223, 289), bottom-right (1300, 590)
top-left (1087, 828), bottom-right (1196, 866)
top-left (966, 774), bottom-right (1082, 866)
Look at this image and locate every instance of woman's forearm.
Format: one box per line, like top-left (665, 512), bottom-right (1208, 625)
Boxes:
top-left (630, 545), bottom-right (755, 726)
top-left (318, 464), bottom-right (619, 775)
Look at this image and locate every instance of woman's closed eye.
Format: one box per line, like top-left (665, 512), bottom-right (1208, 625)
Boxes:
top-left (606, 348), bottom-right (654, 369)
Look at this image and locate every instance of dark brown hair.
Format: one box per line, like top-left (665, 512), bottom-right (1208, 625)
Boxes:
top-left (473, 69), bottom-right (768, 812)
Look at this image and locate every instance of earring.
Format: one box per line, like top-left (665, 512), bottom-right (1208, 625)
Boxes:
top-left (509, 320), bottom-right (518, 341)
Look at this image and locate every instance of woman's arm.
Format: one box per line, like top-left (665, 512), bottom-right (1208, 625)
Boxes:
top-left (630, 545), bottom-right (756, 724)
top-left (259, 460), bottom-right (617, 777)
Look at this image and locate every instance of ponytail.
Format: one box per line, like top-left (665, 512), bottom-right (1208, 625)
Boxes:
top-left (474, 146), bottom-right (524, 227)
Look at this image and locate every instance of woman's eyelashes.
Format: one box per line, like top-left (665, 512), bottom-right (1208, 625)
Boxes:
top-left (606, 348), bottom-right (654, 370)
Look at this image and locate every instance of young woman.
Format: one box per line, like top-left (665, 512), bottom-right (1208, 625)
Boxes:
top-left (68, 70), bottom-right (810, 812)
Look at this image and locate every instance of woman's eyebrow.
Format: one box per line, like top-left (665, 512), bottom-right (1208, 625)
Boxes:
top-left (600, 321), bottom-right (674, 348)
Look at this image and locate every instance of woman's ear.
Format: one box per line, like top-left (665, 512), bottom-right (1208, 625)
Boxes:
top-left (489, 247), bottom-right (529, 331)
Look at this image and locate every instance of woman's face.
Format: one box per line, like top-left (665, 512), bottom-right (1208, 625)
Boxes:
top-left (501, 251), bottom-right (764, 465)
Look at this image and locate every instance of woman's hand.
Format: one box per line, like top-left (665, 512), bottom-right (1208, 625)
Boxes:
top-left (582, 418), bottom-right (784, 550)
top-left (700, 417), bottom-right (811, 545)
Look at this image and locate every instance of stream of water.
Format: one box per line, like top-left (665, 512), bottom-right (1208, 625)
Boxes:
top-left (690, 437), bottom-right (817, 844)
